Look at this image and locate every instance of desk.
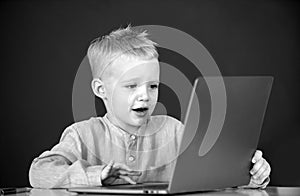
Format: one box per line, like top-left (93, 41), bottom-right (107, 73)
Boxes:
top-left (7, 187), bottom-right (300, 196)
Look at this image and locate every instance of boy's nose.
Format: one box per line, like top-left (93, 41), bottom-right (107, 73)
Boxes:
top-left (137, 85), bottom-right (149, 102)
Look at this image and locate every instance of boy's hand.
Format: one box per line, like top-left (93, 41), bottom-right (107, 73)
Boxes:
top-left (101, 161), bottom-right (142, 185)
top-left (249, 150), bottom-right (271, 186)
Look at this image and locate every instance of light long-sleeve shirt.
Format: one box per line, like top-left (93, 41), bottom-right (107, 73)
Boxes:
top-left (29, 114), bottom-right (183, 188)
top-left (29, 114), bottom-right (269, 189)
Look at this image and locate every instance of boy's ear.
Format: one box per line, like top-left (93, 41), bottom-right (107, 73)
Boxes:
top-left (91, 78), bottom-right (107, 100)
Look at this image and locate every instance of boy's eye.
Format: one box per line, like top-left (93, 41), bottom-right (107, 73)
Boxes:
top-left (125, 84), bottom-right (137, 89)
top-left (150, 84), bottom-right (159, 89)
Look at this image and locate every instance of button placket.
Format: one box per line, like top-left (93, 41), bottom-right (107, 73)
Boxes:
top-left (130, 134), bottom-right (136, 140)
top-left (128, 155), bottom-right (135, 162)
top-left (126, 134), bottom-right (137, 167)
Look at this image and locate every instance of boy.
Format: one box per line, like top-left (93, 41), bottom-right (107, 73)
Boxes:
top-left (29, 26), bottom-right (271, 188)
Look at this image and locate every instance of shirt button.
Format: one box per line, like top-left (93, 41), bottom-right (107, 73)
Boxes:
top-left (128, 156), bottom-right (135, 162)
top-left (130, 135), bottom-right (136, 140)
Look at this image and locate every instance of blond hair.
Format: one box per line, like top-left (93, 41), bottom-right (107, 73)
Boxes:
top-left (87, 25), bottom-right (158, 79)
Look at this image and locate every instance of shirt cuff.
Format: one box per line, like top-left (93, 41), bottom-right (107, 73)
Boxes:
top-left (86, 165), bottom-right (104, 186)
top-left (239, 177), bottom-right (270, 189)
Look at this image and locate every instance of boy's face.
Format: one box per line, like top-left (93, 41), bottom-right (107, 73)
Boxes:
top-left (103, 55), bottom-right (160, 133)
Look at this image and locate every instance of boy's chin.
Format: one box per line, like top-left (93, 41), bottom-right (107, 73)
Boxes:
top-left (130, 113), bottom-right (150, 125)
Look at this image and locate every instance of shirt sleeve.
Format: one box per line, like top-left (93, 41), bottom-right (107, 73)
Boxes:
top-left (238, 177), bottom-right (270, 189)
top-left (29, 126), bottom-right (105, 188)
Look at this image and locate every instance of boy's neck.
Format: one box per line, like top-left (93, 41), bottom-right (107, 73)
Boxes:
top-left (106, 113), bottom-right (148, 135)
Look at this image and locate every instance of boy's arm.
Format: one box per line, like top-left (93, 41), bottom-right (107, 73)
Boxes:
top-left (29, 127), bottom-right (105, 188)
top-left (29, 155), bottom-right (104, 188)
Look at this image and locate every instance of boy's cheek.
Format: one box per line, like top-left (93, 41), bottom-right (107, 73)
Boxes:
top-left (149, 104), bottom-right (156, 114)
top-left (127, 95), bottom-right (136, 106)
top-left (150, 92), bottom-right (158, 102)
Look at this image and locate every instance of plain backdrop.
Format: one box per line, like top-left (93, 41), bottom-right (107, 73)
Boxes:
top-left (0, 0), bottom-right (299, 187)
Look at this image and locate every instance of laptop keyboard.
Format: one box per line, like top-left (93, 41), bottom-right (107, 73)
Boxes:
top-left (108, 182), bottom-right (169, 190)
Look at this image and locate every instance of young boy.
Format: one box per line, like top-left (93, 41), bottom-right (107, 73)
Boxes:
top-left (29, 26), bottom-right (271, 188)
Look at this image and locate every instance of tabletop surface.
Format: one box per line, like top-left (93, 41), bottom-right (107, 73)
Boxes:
top-left (4, 186), bottom-right (300, 196)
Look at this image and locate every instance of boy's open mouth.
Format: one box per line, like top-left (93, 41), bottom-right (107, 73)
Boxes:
top-left (132, 107), bottom-right (149, 117)
top-left (132, 107), bottom-right (149, 112)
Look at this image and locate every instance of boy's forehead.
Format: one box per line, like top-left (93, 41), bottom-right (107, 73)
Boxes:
top-left (109, 55), bottom-right (160, 81)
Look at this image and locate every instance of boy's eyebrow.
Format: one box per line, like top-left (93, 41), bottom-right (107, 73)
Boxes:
top-left (121, 78), bottom-right (160, 84)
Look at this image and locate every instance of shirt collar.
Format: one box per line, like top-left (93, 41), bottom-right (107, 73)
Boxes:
top-left (102, 113), bottom-right (165, 138)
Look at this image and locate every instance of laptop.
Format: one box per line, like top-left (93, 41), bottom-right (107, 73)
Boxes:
top-left (67, 76), bottom-right (273, 194)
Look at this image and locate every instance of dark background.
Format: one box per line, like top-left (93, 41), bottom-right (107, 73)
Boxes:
top-left (1, 0), bottom-right (299, 187)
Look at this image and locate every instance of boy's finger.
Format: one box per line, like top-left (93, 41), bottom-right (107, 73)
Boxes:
top-left (252, 150), bottom-right (263, 163)
top-left (252, 159), bottom-right (267, 179)
top-left (118, 170), bottom-right (142, 176)
top-left (107, 160), bottom-right (115, 168)
top-left (259, 167), bottom-right (271, 183)
top-left (119, 175), bottom-right (137, 184)
top-left (128, 171), bottom-right (142, 176)
top-left (255, 162), bottom-right (271, 181)
top-left (250, 158), bottom-right (264, 175)
top-left (104, 161), bottom-right (114, 172)
top-left (114, 162), bottom-right (133, 172)
top-left (251, 173), bottom-right (265, 185)
top-left (250, 176), bottom-right (262, 185)
top-left (112, 162), bottom-right (141, 176)
top-left (101, 161), bottom-right (115, 179)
